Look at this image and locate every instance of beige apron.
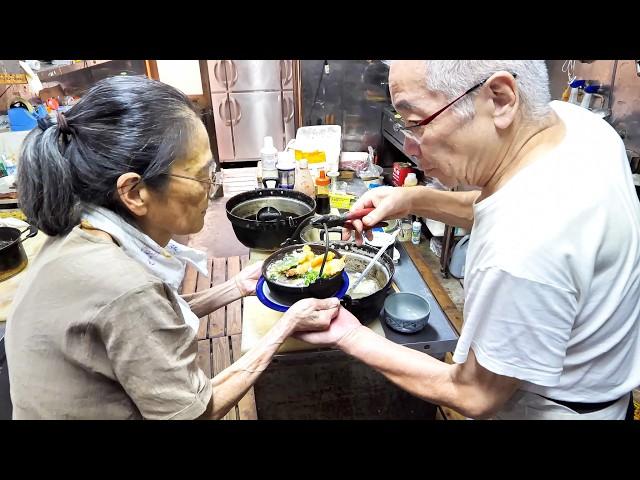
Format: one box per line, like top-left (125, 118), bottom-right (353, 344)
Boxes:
top-left (492, 390), bottom-right (629, 420)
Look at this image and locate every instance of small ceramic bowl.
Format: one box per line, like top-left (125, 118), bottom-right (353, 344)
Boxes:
top-left (383, 292), bottom-right (431, 333)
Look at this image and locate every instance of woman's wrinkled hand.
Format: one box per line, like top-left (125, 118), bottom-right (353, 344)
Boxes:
top-left (293, 306), bottom-right (361, 348)
top-left (282, 297), bottom-right (341, 333)
top-left (233, 260), bottom-right (264, 297)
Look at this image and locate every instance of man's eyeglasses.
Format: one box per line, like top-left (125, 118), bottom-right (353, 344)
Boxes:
top-left (393, 72), bottom-right (518, 142)
top-left (168, 163), bottom-right (217, 200)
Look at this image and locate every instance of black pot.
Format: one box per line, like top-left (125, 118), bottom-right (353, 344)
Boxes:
top-left (262, 243), bottom-right (345, 301)
top-left (226, 189), bottom-right (316, 250)
top-left (329, 241), bottom-right (395, 324)
top-left (0, 224), bottom-right (38, 282)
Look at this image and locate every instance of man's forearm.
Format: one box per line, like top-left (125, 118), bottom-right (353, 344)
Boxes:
top-left (408, 187), bottom-right (479, 230)
top-left (182, 280), bottom-right (242, 317)
top-left (338, 326), bottom-right (520, 418)
top-left (338, 326), bottom-right (459, 408)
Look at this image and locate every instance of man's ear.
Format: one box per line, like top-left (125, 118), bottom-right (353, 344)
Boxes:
top-left (116, 173), bottom-right (148, 217)
top-left (486, 72), bottom-right (519, 130)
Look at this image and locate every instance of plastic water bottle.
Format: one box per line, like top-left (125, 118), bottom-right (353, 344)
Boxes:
top-left (260, 136), bottom-right (278, 180)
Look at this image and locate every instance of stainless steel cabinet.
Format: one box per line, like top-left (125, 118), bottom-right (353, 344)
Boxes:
top-left (211, 92), bottom-right (234, 162)
top-left (207, 60), bottom-right (228, 93)
top-left (225, 60), bottom-right (281, 92)
top-left (207, 60), bottom-right (296, 163)
top-left (282, 90), bottom-right (296, 146)
top-left (280, 60), bottom-right (294, 90)
top-left (229, 92), bottom-right (284, 160)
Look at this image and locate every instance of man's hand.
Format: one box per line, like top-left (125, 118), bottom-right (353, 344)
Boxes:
top-left (343, 186), bottom-right (413, 244)
top-left (293, 306), bottom-right (362, 347)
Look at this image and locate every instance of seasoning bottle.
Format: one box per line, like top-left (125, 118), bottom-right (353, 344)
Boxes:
top-left (580, 84), bottom-right (600, 109)
top-left (411, 220), bottom-right (422, 245)
top-left (294, 158), bottom-right (315, 198)
top-left (315, 169), bottom-right (331, 214)
top-left (403, 172), bottom-right (418, 187)
top-left (260, 136), bottom-right (278, 185)
top-left (568, 79), bottom-right (586, 105)
top-left (276, 151), bottom-right (296, 189)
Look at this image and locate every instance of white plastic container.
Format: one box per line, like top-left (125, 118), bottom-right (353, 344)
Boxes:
top-left (260, 136), bottom-right (278, 172)
top-left (403, 172), bottom-right (418, 187)
top-left (293, 125), bottom-right (341, 171)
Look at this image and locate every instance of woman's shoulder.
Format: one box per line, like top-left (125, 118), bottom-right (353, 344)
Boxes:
top-left (34, 225), bottom-right (168, 301)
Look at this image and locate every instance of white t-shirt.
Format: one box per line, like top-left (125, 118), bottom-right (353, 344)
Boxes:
top-left (452, 101), bottom-right (640, 402)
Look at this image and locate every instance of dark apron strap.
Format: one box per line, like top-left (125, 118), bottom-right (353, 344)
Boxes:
top-left (625, 392), bottom-right (635, 421)
top-left (542, 392), bottom-right (632, 416)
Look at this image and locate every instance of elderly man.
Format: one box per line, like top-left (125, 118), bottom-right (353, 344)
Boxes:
top-left (297, 60), bottom-right (640, 419)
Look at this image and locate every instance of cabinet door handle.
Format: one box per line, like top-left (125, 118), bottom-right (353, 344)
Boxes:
top-left (219, 98), bottom-right (231, 126)
top-left (230, 97), bottom-right (242, 125)
top-left (212, 60), bottom-right (224, 86)
top-left (286, 97), bottom-right (295, 122)
top-left (225, 60), bottom-right (238, 88)
top-left (284, 60), bottom-right (293, 85)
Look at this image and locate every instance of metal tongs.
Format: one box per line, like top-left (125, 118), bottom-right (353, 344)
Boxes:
top-left (281, 208), bottom-right (387, 248)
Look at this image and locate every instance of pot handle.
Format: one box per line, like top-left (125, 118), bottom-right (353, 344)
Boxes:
top-left (18, 224), bottom-right (38, 243)
top-left (340, 295), bottom-right (353, 309)
top-left (262, 177), bottom-right (280, 189)
top-left (319, 228), bottom-right (343, 242)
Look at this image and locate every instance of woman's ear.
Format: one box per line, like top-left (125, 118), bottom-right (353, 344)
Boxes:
top-left (116, 173), bottom-right (148, 217)
top-left (486, 72), bottom-right (519, 130)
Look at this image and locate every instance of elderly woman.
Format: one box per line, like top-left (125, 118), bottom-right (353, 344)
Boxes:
top-left (5, 76), bottom-right (339, 420)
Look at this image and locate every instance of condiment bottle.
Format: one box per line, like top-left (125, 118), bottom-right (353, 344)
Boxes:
top-left (403, 172), bottom-right (418, 187)
top-left (411, 221), bottom-right (422, 245)
top-left (294, 158), bottom-right (315, 197)
top-left (315, 169), bottom-right (331, 214)
top-left (276, 151), bottom-right (296, 189)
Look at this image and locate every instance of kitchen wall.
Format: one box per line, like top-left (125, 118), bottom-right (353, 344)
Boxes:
top-left (547, 60), bottom-right (640, 161)
top-left (156, 60), bottom-right (203, 96)
top-left (301, 60), bottom-right (390, 152)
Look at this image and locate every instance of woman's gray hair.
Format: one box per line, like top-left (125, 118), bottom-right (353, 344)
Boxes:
top-left (17, 75), bottom-right (202, 236)
top-left (422, 60), bottom-right (552, 122)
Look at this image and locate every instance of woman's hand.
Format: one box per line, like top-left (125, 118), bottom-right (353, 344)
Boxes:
top-left (281, 297), bottom-right (341, 333)
top-left (233, 261), bottom-right (263, 297)
top-left (293, 306), bottom-right (362, 348)
top-left (343, 186), bottom-right (413, 244)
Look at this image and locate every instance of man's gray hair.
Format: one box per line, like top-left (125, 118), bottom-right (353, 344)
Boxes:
top-left (423, 60), bottom-right (552, 122)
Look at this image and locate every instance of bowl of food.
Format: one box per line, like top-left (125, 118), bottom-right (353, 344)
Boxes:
top-left (262, 243), bottom-right (347, 300)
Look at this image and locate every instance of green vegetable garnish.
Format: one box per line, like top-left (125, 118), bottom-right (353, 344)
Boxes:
top-left (303, 270), bottom-right (320, 286)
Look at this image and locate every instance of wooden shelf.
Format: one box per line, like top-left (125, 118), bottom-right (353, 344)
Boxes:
top-left (36, 61), bottom-right (111, 81)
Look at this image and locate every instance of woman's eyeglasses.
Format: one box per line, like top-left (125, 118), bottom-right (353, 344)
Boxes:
top-left (168, 163), bottom-right (217, 200)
